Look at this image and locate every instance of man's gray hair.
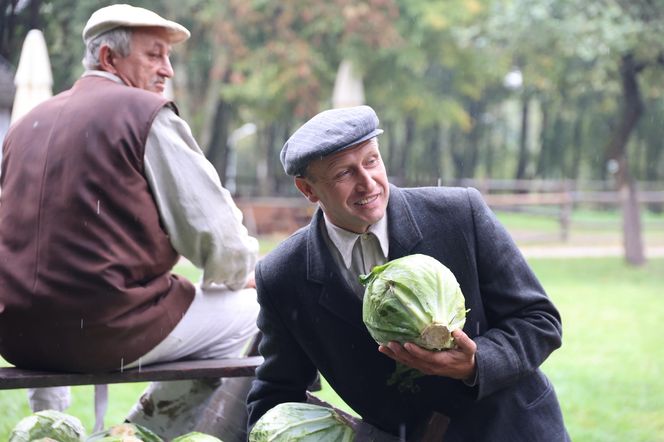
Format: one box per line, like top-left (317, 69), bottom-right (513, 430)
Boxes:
top-left (82, 28), bottom-right (132, 70)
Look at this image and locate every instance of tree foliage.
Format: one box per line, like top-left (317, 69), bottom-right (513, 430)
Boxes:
top-left (2, 0), bottom-right (663, 191)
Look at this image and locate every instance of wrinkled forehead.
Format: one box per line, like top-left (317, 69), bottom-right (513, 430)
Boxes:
top-left (129, 26), bottom-right (173, 47)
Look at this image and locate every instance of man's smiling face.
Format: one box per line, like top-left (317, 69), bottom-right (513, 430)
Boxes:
top-left (295, 138), bottom-right (389, 233)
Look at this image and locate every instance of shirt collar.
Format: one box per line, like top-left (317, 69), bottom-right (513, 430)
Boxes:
top-left (82, 70), bottom-right (124, 85)
top-left (323, 214), bottom-right (389, 269)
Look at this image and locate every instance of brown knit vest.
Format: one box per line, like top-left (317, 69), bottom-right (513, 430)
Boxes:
top-left (0, 76), bottom-right (195, 372)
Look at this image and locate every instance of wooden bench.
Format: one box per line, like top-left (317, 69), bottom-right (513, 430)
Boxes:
top-left (0, 356), bottom-right (263, 432)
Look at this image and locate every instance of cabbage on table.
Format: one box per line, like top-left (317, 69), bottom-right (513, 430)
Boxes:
top-left (249, 402), bottom-right (354, 442)
top-left (86, 423), bottom-right (163, 442)
top-left (171, 432), bottom-right (223, 442)
top-left (360, 254), bottom-right (468, 351)
top-left (9, 410), bottom-right (86, 442)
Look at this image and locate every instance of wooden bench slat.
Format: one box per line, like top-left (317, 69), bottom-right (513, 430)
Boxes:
top-left (0, 356), bottom-right (263, 390)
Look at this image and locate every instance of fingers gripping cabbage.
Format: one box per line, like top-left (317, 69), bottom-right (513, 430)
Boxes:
top-left (360, 254), bottom-right (467, 350)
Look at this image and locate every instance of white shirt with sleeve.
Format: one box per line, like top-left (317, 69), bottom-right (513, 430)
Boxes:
top-left (83, 70), bottom-right (258, 291)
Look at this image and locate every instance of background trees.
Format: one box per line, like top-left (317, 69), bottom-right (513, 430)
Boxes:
top-left (2, 0), bottom-right (663, 263)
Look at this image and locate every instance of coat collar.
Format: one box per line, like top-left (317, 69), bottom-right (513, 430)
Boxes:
top-left (385, 184), bottom-right (423, 260)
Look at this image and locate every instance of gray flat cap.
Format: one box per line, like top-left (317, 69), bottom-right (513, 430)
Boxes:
top-left (280, 105), bottom-right (383, 176)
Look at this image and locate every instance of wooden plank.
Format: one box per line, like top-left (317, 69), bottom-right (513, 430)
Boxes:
top-left (483, 192), bottom-right (573, 206)
top-left (0, 356), bottom-right (263, 390)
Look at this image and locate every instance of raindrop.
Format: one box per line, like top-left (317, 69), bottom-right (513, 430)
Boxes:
top-left (120, 358), bottom-right (124, 373)
top-left (80, 318), bottom-right (83, 329)
top-left (96, 200), bottom-right (100, 215)
top-left (32, 121), bottom-right (39, 128)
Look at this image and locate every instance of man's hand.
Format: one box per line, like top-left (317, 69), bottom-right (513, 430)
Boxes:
top-left (245, 275), bottom-right (256, 289)
top-left (378, 329), bottom-right (477, 381)
top-left (243, 270), bottom-right (257, 289)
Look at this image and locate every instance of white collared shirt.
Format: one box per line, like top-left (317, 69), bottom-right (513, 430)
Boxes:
top-left (324, 213), bottom-right (389, 273)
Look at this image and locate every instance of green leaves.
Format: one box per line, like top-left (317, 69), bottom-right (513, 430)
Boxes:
top-left (9, 410), bottom-right (86, 442)
top-left (249, 403), bottom-right (354, 442)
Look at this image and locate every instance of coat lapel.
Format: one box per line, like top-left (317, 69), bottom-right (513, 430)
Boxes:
top-left (306, 209), bottom-right (365, 330)
top-left (386, 185), bottom-right (423, 260)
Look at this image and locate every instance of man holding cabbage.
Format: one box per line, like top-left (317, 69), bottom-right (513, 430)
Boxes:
top-left (246, 105), bottom-right (569, 440)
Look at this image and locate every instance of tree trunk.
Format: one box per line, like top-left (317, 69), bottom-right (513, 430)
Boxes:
top-left (449, 127), bottom-right (464, 181)
top-left (570, 115), bottom-right (584, 181)
top-left (619, 180), bottom-right (645, 263)
top-left (643, 110), bottom-right (663, 213)
top-left (606, 53), bottom-right (646, 266)
top-left (28, 0), bottom-right (41, 29)
top-left (534, 99), bottom-right (550, 178)
top-left (465, 101), bottom-right (483, 178)
top-left (0, 0), bottom-right (18, 58)
top-left (274, 120), bottom-right (292, 194)
top-left (383, 120), bottom-right (395, 177)
top-left (264, 121), bottom-right (282, 196)
top-left (394, 116), bottom-right (415, 185)
top-left (206, 98), bottom-right (232, 185)
top-left (485, 123), bottom-right (501, 178)
top-left (256, 123), bottom-right (277, 197)
top-left (515, 94), bottom-right (530, 181)
top-left (428, 123), bottom-right (442, 183)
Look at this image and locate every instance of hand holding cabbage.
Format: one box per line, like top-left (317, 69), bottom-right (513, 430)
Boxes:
top-left (360, 254), bottom-right (476, 380)
top-left (380, 329), bottom-right (477, 380)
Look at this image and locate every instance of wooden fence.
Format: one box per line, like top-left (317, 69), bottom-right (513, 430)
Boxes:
top-left (235, 180), bottom-right (664, 241)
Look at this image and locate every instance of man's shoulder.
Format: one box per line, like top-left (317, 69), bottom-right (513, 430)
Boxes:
top-left (397, 185), bottom-right (481, 206)
top-left (79, 76), bottom-right (169, 107)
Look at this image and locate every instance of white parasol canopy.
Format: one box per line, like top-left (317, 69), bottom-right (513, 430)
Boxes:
top-left (332, 59), bottom-right (365, 109)
top-left (10, 29), bottom-right (53, 124)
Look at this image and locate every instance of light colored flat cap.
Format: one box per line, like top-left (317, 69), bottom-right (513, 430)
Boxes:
top-left (82, 4), bottom-right (190, 44)
top-left (280, 105), bottom-right (383, 176)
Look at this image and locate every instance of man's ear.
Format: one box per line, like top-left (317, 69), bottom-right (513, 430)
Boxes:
top-left (98, 45), bottom-right (118, 74)
top-left (295, 177), bottom-right (319, 203)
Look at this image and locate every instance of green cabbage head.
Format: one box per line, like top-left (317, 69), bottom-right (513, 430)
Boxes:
top-left (360, 254), bottom-right (467, 350)
top-left (86, 423), bottom-right (163, 442)
top-left (249, 402), bottom-right (354, 442)
top-left (9, 410), bottom-right (86, 442)
top-left (171, 432), bottom-right (223, 442)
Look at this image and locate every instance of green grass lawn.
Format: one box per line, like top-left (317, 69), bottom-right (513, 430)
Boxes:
top-left (2, 231), bottom-right (663, 440)
top-left (531, 258), bottom-right (664, 442)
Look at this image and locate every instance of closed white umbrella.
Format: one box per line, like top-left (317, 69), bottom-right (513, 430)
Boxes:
top-left (332, 59), bottom-right (365, 109)
top-left (10, 29), bottom-right (53, 124)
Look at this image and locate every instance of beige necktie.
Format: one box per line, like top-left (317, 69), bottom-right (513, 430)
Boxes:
top-left (350, 237), bottom-right (365, 276)
top-left (351, 233), bottom-right (378, 276)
